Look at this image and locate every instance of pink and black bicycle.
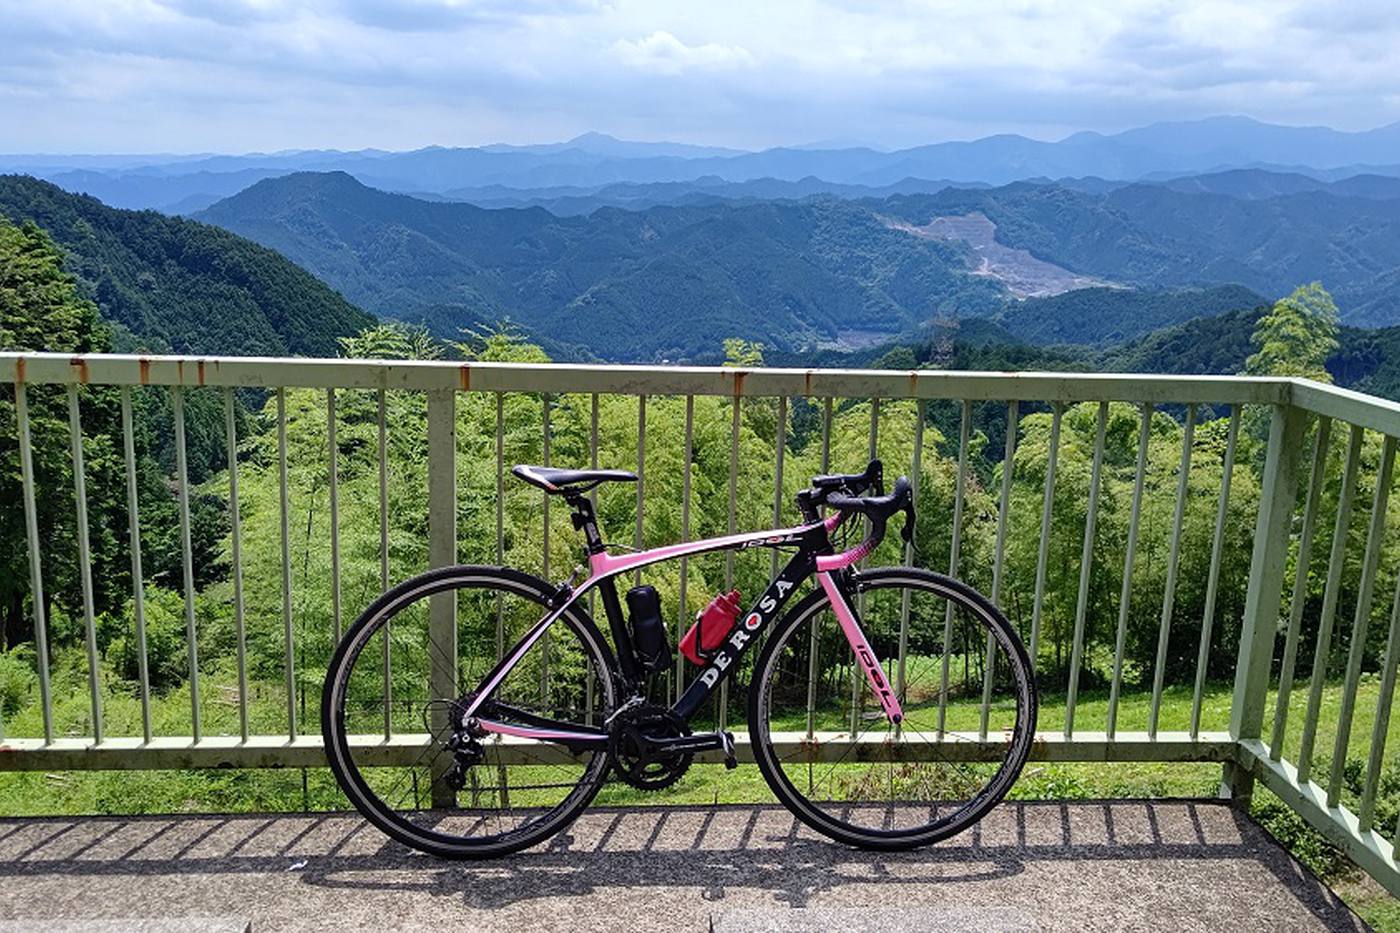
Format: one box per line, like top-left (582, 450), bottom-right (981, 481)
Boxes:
top-left (322, 459), bottom-right (1036, 858)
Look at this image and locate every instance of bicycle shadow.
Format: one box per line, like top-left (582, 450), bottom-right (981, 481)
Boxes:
top-left (0, 800), bottom-right (1365, 930)
top-left (304, 807), bottom-right (1027, 909)
top-left (293, 800), bottom-right (1358, 926)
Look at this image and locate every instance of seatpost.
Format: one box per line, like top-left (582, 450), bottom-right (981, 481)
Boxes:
top-left (567, 493), bottom-right (606, 554)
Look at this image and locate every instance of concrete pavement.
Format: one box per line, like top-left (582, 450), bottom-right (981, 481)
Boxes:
top-left (0, 801), bottom-right (1366, 931)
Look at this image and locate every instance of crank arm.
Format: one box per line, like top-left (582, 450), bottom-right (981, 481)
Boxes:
top-left (644, 731), bottom-right (734, 758)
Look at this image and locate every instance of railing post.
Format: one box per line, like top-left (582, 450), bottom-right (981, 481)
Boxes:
top-left (1224, 401), bottom-right (1307, 805)
top-left (426, 388), bottom-right (458, 808)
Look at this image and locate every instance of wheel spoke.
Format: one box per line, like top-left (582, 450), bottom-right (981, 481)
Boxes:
top-left (324, 569), bottom-right (615, 855)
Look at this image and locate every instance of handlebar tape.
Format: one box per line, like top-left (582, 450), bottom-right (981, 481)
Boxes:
top-left (826, 475), bottom-right (916, 549)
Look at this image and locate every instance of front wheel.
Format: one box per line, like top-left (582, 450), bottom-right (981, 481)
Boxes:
top-left (748, 567), bottom-right (1036, 850)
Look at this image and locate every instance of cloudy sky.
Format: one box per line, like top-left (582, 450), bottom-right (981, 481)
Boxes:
top-left (2, 0), bottom-right (1397, 153)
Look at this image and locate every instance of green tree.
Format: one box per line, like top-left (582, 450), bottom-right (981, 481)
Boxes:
top-left (0, 218), bottom-right (115, 648)
top-left (340, 322), bottom-right (442, 361)
top-left (1245, 282), bottom-right (1339, 382)
top-left (723, 339), bottom-right (765, 367)
top-left (0, 218), bottom-right (223, 658)
top-left (0, 219), bottom-right (106, 353)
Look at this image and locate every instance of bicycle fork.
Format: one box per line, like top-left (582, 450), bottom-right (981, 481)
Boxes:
top-left (816, 570), bottom-right (905, 725)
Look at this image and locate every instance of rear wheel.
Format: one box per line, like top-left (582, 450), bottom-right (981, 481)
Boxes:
top-left (322, 565), bottom-right (617, 858)
top-left (748, 567), bottom-right (1035, 849)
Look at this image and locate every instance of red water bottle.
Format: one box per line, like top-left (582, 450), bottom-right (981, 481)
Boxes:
top-left (680, 590), bottom-right (742, 665)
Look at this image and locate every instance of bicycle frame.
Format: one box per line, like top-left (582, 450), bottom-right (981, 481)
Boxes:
top-left (463, 504), bottom-right (903, 746)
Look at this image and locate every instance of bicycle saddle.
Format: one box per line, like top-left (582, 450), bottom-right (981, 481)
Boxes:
top-left (511, 464), bottom-right (638, 494)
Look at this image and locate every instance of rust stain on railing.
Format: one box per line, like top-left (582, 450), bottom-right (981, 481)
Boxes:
top-left (138, 358), bottom-right (151, 385)
top-left (14, 356), bottom-right (24, 384)
top-left (70, 357), bottom-right (89, 384)
top-left (459, 364), bottom-right (471, 391)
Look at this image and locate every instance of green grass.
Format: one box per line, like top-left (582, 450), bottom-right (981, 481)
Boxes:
top-left (3, 671), bottom-right (1395, 831)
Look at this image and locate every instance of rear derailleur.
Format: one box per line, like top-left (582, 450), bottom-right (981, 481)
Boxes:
top-left (441, 718), bottom-right (487, 793)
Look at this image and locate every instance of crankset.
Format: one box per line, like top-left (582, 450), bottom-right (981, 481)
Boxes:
top-left (607, 702), bottom-right (738, 791)
top-left (608, 703), bottom-right (694, 790)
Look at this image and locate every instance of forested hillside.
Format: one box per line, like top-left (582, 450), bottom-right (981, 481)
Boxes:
top-left (785, 297), bottom-right (1400, 404)
top-left (0, 175), bottom-right (373, 356)
top-left (994, 284), bottom-right (1265, 346)
top-left (196, 172), bottom-right (1007, 360)
top-left (195, 171), bottom-right (1400, 363)
top-left (876, 184), bottom-right (1400, 326)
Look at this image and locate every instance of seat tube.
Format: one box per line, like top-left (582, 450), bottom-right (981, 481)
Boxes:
top-left (597, 576), bottom-right (641, 683)
top-left (568, 494), bottom-right (607, 555)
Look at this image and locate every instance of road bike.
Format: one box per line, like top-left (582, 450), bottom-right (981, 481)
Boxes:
top-left (322, 458), bottom-right (1036, 858)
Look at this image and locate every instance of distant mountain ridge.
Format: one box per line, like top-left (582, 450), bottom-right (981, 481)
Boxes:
top-left (1154, 169), bottom-right (1400, 200)
top-left (12, 116), bottom-right (1400, 212)
top-left (429, 175), bottom-right (992, 216)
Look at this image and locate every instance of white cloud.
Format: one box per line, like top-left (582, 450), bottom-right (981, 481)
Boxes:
top-left (611, 30), bottom-right (755, 75)
top-left (0, 0), bottom-right (1396, 151)
top-left (335, 0), bottom-right (601, 32)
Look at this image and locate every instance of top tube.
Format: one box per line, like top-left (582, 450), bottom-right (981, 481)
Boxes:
top-left (586, 521), bottom-right (820, 581)
top-left (586, 511), bottom-right (850, 582)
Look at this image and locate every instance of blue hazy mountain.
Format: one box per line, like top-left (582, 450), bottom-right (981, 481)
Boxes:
top-left (12, 116), bottom-right (1400, 212)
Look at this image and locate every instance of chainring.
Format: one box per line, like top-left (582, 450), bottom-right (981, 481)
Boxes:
top-left (607, 703), bottom-right (693, 791)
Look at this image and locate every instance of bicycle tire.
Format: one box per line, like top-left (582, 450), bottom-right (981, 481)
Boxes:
top-left (322, 564), bottom-right (617, 859)
top-left (747, 567), bottom-right (1036, 850)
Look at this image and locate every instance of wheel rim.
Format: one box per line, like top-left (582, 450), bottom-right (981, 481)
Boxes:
top-left (326, 571), bottom-right (615, 851)
top-left (753, 572), bottom-right (1033, 841)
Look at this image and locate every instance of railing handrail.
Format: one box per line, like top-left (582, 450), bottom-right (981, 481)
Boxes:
top-left (0, 351), bottom-right (1293, 404)
top-left (1288, 377), bottom-right (1400, 436)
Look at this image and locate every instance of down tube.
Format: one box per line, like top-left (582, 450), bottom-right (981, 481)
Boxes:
top-left (674, 551), bottom-right (814, 720)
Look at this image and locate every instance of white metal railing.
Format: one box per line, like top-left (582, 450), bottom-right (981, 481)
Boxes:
top-left (0, 352), bottom-right (1398, 895)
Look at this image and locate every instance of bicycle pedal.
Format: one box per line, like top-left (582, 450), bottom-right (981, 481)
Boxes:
top-left (720, 730), bottom-right (737, 770)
